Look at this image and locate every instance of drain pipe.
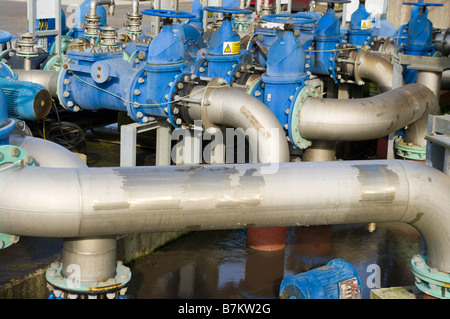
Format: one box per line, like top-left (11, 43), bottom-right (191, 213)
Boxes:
top-left (181, 79), bottom-right (290, 250)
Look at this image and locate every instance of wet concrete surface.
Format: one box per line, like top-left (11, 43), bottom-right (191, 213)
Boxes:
top-left (126, 222), bottom-right (422, 299)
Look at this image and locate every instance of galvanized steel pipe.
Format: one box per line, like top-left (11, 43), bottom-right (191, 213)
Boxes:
top-left (90, 0), bottom-right (115, 17)
top-left (0, 160), bottom-right (449, 272)
top-left (296, 83), bottom-right (438, 142)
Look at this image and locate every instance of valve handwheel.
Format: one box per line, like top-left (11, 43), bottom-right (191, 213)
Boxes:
top-left (0, 30), bottom-right (12, 44)
top-left (262, 13), bottom-right (319, 26)
top-left (140, 9), bottom-right (196, 20)
top-left (203, 6), bottom-right (253, 16)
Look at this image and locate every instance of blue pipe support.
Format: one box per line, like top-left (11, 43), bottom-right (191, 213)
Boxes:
top-left (279, 259), bottom-right (362, 299)
top-left (0, 77), bottom-right (52, 121)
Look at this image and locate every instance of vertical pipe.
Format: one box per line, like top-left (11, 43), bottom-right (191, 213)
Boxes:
top-left (61, 236), bottom-right (117, 282)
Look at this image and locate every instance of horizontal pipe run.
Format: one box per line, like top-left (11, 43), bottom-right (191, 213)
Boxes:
top-left (13, 69), bottom-right (59, 98)
top-left (0, 160), bottom-right (449, 272)
top-left (297, 83), bottom-right (438, 142)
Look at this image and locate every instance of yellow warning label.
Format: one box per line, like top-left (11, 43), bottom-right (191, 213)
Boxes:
top-left (223, 41), bottom-right (240, 55)
top-left (361, 19), bottom-right (371, 30)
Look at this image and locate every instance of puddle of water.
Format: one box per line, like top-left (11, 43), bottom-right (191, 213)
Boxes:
top-left (127, 222), bottom-right (421, 299)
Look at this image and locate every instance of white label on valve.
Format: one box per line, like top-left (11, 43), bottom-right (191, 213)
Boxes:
top-left (223, 42), bottom-right (240, 55)
top-left (361, 19), bottom-right (371, 30)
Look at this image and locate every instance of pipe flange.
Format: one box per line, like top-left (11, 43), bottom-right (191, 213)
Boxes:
top-left (289, 85), bottom-right (319, 149)
top-left (411, 254), bottom-right (450, 299)
top-left (99, 26), bottom-right (119, 47)
top-left (169, 74), bottom-right (205, 128)
top-left (0, 144), bottom-right (36, 168)
top-left (394, 136), bottom-right (426, 161)
top-left (201, 77), bottom-right (228, 132)
top-left (0, 233), bottom-right (20, 249)
top-left (46, 260), bottom-right (131, 299)
top-left (15, 33), bottom-right (38, 58)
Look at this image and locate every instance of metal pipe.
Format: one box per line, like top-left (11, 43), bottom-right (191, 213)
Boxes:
top-left (131, 0), bottom-right (139, 15)
top-left (296, 83), bottom-right (438, 142)
top-left (302, 140), bottom-right (337, 162)
top-left (403, 71), bottom-right (442, 148)
top-left (90, 0), bottom-right (115, 17)
top-left (0, 160), bottom-right (449, 272)
top-left (62, 236), bottom-right (116, 282)
top-left (187, 85), bottom-right (290, 164)
top-left (9, 133), bottom-right (87, 168)
top-left (13, 69), bottom-right (59, 98)
top-left (346, 50), bottom-right (402, 92)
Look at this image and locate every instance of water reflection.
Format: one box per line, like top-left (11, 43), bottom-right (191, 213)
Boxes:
top-left (127, 222), bottom-right (420, 299)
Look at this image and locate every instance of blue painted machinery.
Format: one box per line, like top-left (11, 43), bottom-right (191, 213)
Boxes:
top-left (303, 0), bottom-right (350, 81)
top-left (279, 259), bottom-right (362, 299)
top-left (247, 13), bottom-right (320, 149)
top-left (192, 7), bottom-right (253, 85)
top-left (399, 1), bottom-right (443, 84)
top-left (347, 0), bottom-right (373, 46)
top-left (57, 9), bottom-right (196, 126)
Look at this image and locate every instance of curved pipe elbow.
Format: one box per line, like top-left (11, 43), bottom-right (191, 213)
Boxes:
top-left (200, 87), bottom-right (290, 164)
top-left (297, 83), bottom-right (438, 142)
top-left (89, 0), bottom-right (115, 17)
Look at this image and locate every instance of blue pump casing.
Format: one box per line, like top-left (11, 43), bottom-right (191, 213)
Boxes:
top-left (279, 259), bottom-right (362, 299)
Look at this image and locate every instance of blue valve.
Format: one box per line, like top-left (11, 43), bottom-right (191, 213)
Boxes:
top-left (0, 30), bottom-right (12, 44)
top-left (193, 6), bottom-right (253, 84)
top-left (140, 8), bottom-right (196, 20)
top-left (202, 6), bottom-right (252, 15)
top-left (261, 12), bottom-right (319, 26)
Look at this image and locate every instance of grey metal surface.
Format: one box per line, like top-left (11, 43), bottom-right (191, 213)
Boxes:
top-left (297, 83), bottom-right (438, 142)
top-left (0, 159), bottom-right (449, 272)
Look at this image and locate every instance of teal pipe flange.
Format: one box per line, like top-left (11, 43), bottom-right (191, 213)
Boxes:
top-left (0, 233), bottom-right (20, 249)
top-left (46, 260), bottom-right (132, 298)
top-left (394, 136), bottom-right (426, 161)
top-left (289, 85), bottom-right (320, 149)
top-left (0, 144), bottom-right (36, 168)
top-left (411, 254), bottom-right (450, 299)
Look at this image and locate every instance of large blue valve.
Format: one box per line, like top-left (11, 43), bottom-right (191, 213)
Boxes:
top-left (248, 13), bottom-right (313, 147)
top-left (193, 7), bottom-right (253, 84)
top-left (303, 0), bottom-right (350, 81)
top-left (348, 0), bottom-right (373, 46)
top-left (399, 1), bottom-right (443, 84)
